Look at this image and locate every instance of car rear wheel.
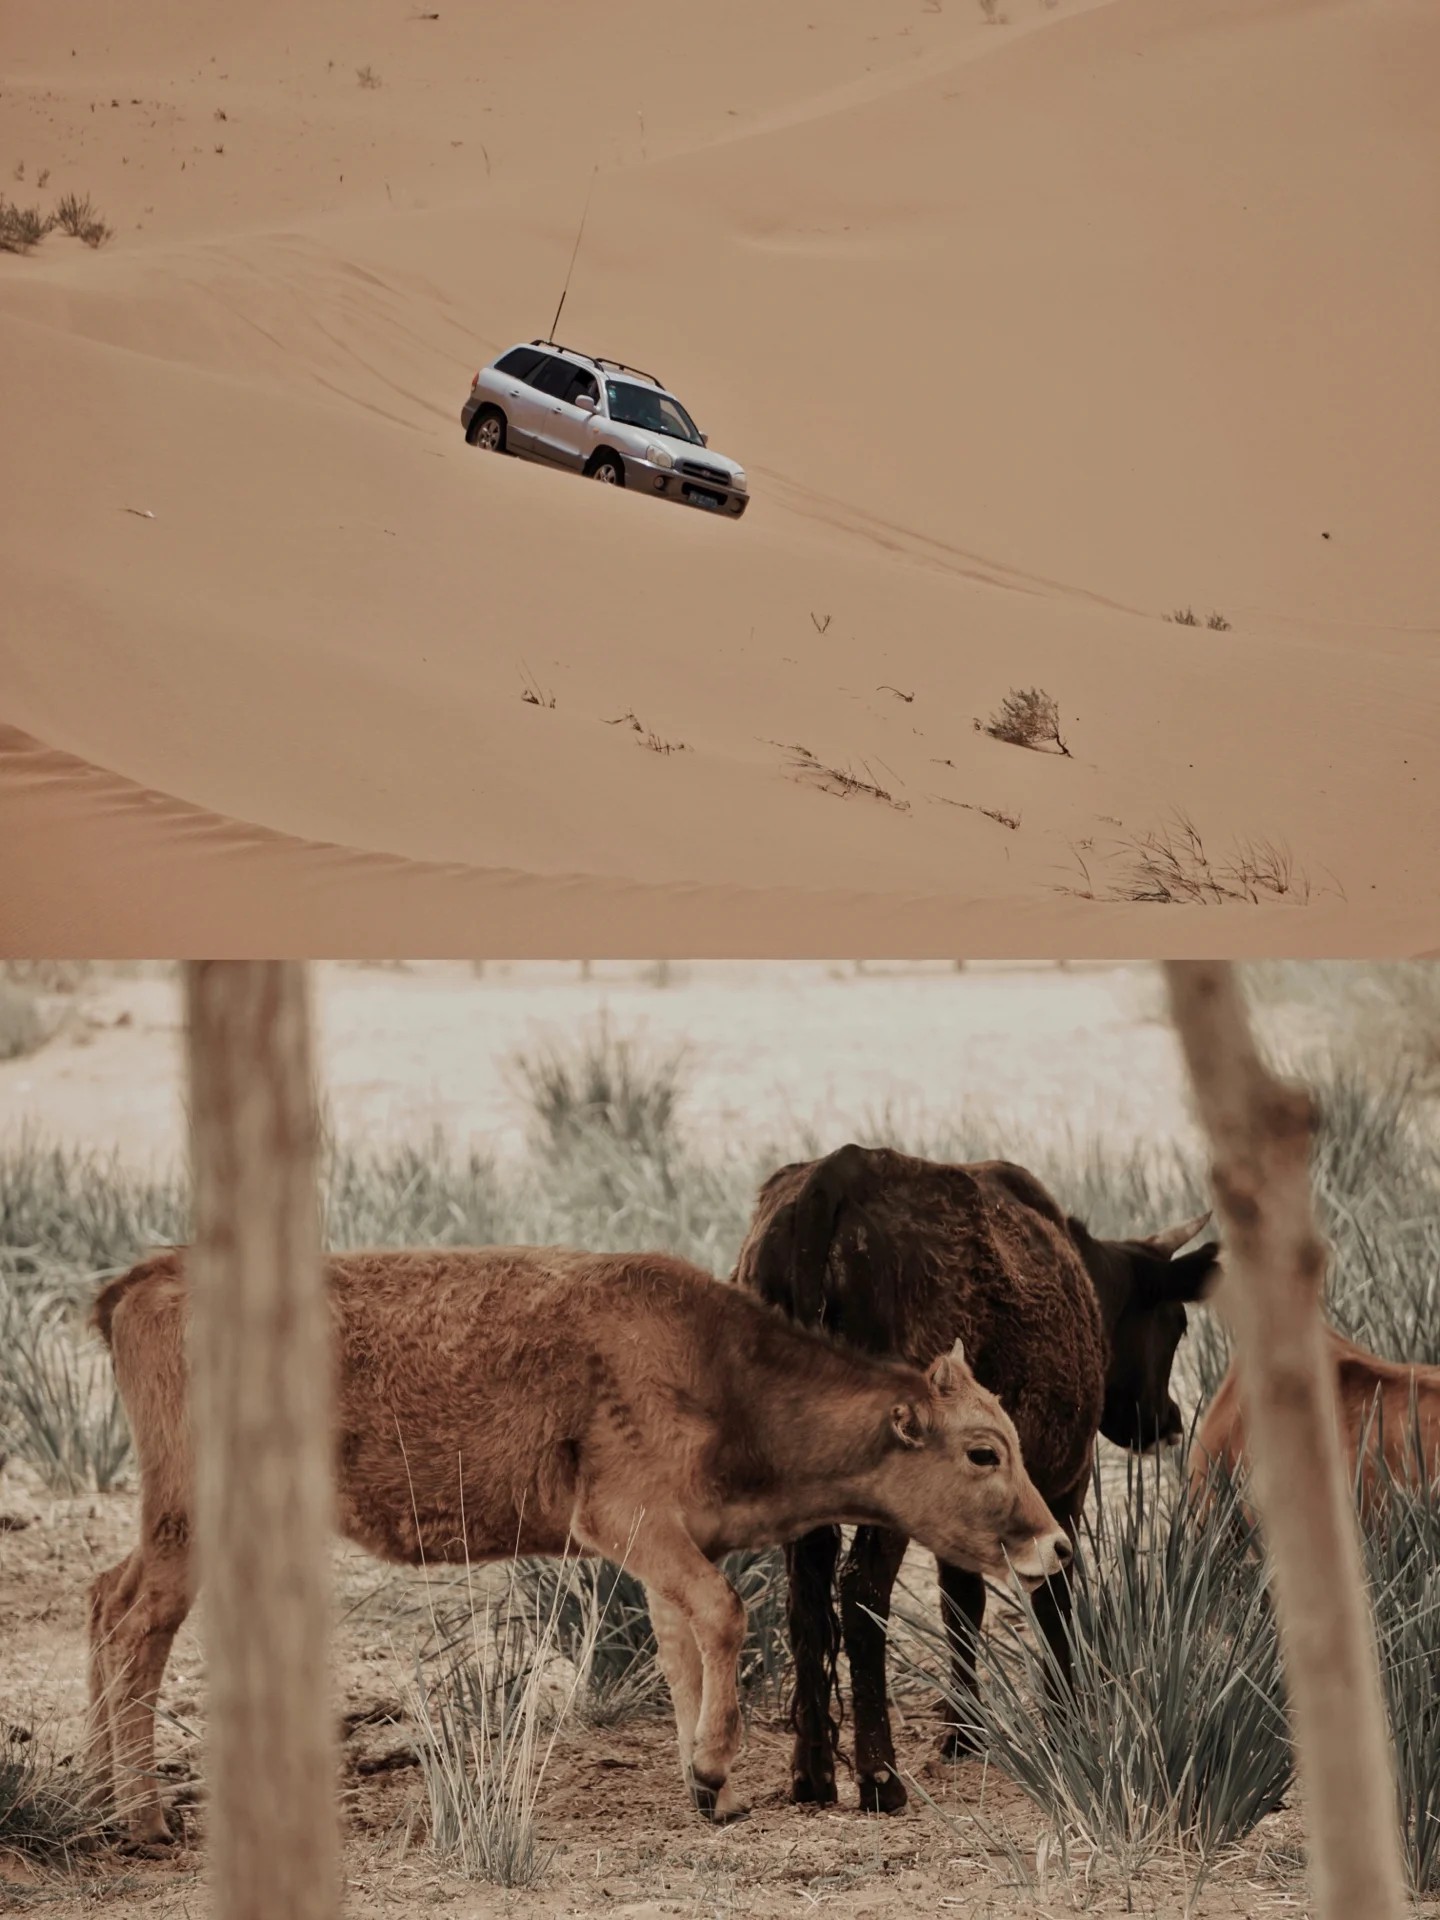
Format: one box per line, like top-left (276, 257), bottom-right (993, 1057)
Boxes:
top-left (468, 407), bottom-right (506, 453)
top-left (587, 452), bottom-right (625, 486)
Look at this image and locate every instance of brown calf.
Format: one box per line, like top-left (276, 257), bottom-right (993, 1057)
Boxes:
top-left (1190, 1325), bottom-right (1440, 1520)
top-left (90, 1244), bottom-right (1069, 1846)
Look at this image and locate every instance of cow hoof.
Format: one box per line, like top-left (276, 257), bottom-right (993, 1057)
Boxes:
top-left (692, 1773), bottom-right (748, 1824)
top-left (858, 1767), bottom-right (909, 1815)
top-left (118, 1820), bottom-right (178, 1859)
top-left (791, 1770), bottom-right (838, 1807)
top-left (938, 1723), bottom-right (984, 1762)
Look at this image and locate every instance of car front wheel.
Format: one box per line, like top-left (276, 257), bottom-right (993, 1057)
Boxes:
top-left (587, 452), bottom-right (626, 486)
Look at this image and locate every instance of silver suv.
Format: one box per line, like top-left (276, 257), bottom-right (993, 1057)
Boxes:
top-left (461, 340), bottom-right (748, 518)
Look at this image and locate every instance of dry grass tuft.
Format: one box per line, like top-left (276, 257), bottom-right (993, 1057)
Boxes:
top-left (356, 65), bottom-right (383, 89)
top-left (977, 688), bottom-right (1071, 757)
top-left (519, 668), bottom-right (556, 710)
top-left (0, 197), bottom-right (53, 253)
top-left (52, 192), bottom-right (111, 246)
top-left (785, 743), bottom-right (909, 811)
top-left (1063, 813), bottom-right (1314, 905)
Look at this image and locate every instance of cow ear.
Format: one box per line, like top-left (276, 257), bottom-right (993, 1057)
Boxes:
top-left (889, 1400), bottom-right (929, 1449)
top-left (926, 1338), bottom-right (970, 1397)
top-left (1163, 1242), bottom-right (1224, 1302)
top-left (737, 1143), bottom-right (871, 1327)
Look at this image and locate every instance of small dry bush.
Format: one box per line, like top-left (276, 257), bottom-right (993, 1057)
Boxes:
top-left (53, 191), bottom-right (111, 246)
top-left (0, 196), bottom-right (52, 253)
top-left (0, 982), bottom-right (47, 1063)
top-left (1, 1720), bottom-right (95, 1865)
top-left (357, 64), bottom-right (383, 88)
top-left (978, 687), bottom-right (1071, 756)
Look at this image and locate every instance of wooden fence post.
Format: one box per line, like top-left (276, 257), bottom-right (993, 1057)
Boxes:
top-left (1164, 960), bottom-right (1405, 1920)
top-left (185, 962), bottom-right (339, 1920)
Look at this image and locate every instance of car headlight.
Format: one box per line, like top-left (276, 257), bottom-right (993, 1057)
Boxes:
top-left (645, 444), bottom-right (675, 470)
top-left (731, 469), bottom-right (748, 492)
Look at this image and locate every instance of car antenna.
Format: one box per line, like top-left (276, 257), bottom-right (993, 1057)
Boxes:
top-left (547, 165), bottom-right (599, 345)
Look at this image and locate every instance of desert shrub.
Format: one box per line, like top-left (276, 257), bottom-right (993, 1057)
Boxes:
top-left (514, 1547), bottom-right (789, 1726)
top-left (356, 65), bottom-right (382, 88)
top-left (1109, 814), bottom-right (1309, 906)
top-left (0, 1276), bottom-right (132, 1493)
top-left (0, 982), bottom-right (46, 1063)
top-left (978, 687), bottom-right (1070, 756)
top-left (509, 1018), bottom-right (688, 1163)
top-left (52, 191), bottom-right (111, 247)
top-left (901, 1453), bottom-right (1291, 1874)
top-left (406, 1569), bottom-right (589, 1886)
top-left (1365, 1451), bottom-right (1440, 1892)
top-left (0, 1720), bottom-right (94, 1863)
top-left (0, 196), bottom-right (52, 252)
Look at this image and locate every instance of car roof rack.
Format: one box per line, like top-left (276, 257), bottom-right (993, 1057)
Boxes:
top-left (531, 339), bottom-right (664, 388)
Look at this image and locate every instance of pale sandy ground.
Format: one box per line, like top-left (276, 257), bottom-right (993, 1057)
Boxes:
top-left (0, 959), bottom-right (1206, 1171)
top-left (2, 962), bottom-right (1437, 1917)
top-left (3, 0), bottom-right (1438, 957)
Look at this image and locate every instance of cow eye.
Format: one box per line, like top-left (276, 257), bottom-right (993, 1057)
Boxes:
top-left (967, 1446), bottom-right (1001, 1469)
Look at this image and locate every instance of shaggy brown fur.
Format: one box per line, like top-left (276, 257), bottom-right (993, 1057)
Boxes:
top-left (88, 1244), bottom-right (1068, 1845)
top-left (733, 1143), bottom-right (1221, 1812)
top-left (1192, 1324), bottom-right (1440, 1521)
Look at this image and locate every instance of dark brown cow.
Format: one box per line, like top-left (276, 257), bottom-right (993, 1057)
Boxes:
top-left (1191, 1324), bottom-right (1440, 1521)
top-left (733, 1143), bottom-right (1221, 1812)
top-left (88, 1243), bottom-right (1069, 1847)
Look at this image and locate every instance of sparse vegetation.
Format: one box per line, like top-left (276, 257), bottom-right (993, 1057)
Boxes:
top-left (786, 742), bottom-right (909, 810)
top-left (1168, 608), bottom-right (1231, 631)
top-left (0, 982), bottom-right (47, 1063)
top-left (0, 1720), bottom-right (94, 1864)
top-left (903, 1454), bottom-right (1291, 1875)
top-left (52, 192), bottom-right (111, 246)
top-left (1207, 611), bottom-right (1231, 631)
top-left (978, 687), bottom-right (1071, 757)
top-left (0, 197), bottom-right (53, 253)
top-left (356, 65), bottom-right (383, 89)
top-left (519, 667), bottom-right (556, 709)
top-left (1067, 813), bottom-right (1312, 906)
top-left (931, 794), bottom-right (1020, 830)
top-left (639, 728), bottom-right (688, 754)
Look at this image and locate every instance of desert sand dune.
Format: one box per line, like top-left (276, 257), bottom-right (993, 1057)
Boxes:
top-left (2, 0), bottom-right (1436, 955)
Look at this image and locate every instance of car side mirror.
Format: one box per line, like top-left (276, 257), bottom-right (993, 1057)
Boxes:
top-left (699, 432), bottom-right (708, 446)
top-left (575, 394), bottom-right (598, 414)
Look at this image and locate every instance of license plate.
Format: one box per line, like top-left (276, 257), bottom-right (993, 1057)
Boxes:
top-left (686, 487), bottom-right (723, 510)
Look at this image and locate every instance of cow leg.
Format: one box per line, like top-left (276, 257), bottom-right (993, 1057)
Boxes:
top-left (622, 1525), bottom-right (749, 1823)
top-left (936, 1562), bottom-right (987, 1758)
top-left (98, 1520), bottom-right (195, 1852)
top-left (84, 1552), bottom-right (138, 1813)
top-left (839, 1525), bottom-right (910, 1814)
top-left (648, 1591), bottom-right (704, 1775)
top-left (784, 1525), bottom-right (842, 1806)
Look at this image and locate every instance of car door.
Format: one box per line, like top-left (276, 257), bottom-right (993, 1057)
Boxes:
top-left (488, 346), bottom-right (551, 454)
top-left (529, 358), bottom-right (599, 468)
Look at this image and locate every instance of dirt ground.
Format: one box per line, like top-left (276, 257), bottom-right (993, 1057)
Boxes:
top-left (0, 1468), bottom-right (1352, 1920)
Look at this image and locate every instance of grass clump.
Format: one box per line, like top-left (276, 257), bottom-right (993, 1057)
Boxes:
top-left (1067, 812), bottom-right (1312, 906)
top-left (406, 1554), bottom-right (605, 1886)
top-left (356, 65), bottom-right (383, 89)
top-left (52, 191), bottom-right (111, 247)
top-left (0, 983), bottom-right (47, 1063)
top-left (902, 1454), bottom-right (1291, 1878)
top-left (510, 1017), bottom-right (688, 1163)
top-left (0, 1722), bottom-right (94, 1864)
top-left (515, 1548), bottom-right (788, 1727)
top-left (0, 197), bottom-right (52, 253)
top-left (1366, 1456), bottom-right (1440, 1892)
top-left (0, 1276), bottom-right (132, 1493)
top-left (978, 687), bottom-right (1071, 756)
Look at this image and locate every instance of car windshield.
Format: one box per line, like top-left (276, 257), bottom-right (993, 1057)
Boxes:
top-left (605, 380), bottom-right (702, 444)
